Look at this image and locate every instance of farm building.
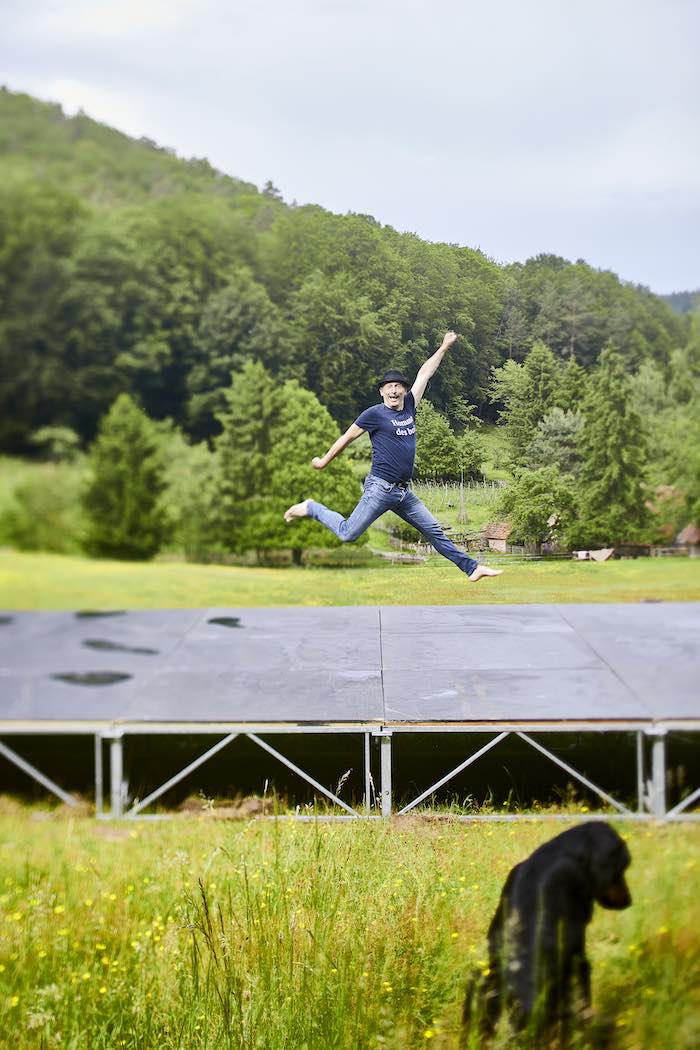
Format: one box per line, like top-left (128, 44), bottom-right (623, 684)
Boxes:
top-left (482, 521), bottom-right (511, 552)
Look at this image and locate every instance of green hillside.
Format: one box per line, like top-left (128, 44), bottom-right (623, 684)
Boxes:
top-left (0, 87), bottom-right (689, 453)
top-left (0, 86), bottom-right (259, 203)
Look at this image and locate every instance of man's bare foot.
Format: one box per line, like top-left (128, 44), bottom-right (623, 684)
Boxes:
top-left (284, 499), bottom-right (310, 523)
top-left (468, 565), bottom-right (503, 582)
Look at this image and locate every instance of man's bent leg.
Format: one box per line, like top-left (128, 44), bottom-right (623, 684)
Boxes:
top-left (395, 491), bottom-right (501, 579)
top-left (306, 489), bottom-right (388, 542)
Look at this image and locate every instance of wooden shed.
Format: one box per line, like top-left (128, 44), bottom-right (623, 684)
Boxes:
top-left (676, 523), bottom-right (700, 557)
top-left (482, 521), bottom-right (512, 553)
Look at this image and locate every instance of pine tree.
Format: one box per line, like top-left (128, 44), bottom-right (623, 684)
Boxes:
top-left (572, 343), bottom-right (649, 547)
top-left (82, 394), bottom-right (167, 559)
top-left (524, 340), bottom-right (561, 416)
top-left (215, 359), bottom-right (281, 555)
top-left (491, 341), bottom-right (561, 466)
top-left (526, 407), bottom-right (583, 476)
top-left (414, 401), bottom-right (460, 480)
top-left (262, 381), bottom-right (365, 562)
top-left (556, 356), bottom-right (588, 413)
top-left (215, 363), bottom-right (362, 562)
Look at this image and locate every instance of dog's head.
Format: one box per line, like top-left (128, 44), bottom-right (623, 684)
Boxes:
top-left (576, 822), bottom-right (632, 910)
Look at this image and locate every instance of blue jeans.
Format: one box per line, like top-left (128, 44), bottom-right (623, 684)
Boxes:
top-left (307, 474), bottom-right (479, 576)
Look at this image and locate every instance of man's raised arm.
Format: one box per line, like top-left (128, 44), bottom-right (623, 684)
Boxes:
top-left (311, 422), bottom-right (366, 470)
top-left (411, 330), bottom-right (458, 406)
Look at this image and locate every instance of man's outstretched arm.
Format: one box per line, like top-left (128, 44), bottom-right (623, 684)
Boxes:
top-left (411, 330), bottom-right (458, 406)
top-left (312, 422), bottom-right (366, 470)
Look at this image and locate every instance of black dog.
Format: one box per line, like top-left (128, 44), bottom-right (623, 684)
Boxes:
top-left (462, 822), bottom-right (631, 1040)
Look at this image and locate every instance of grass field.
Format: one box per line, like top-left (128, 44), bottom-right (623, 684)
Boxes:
top-left (0, 806), bottom-right (698, 1049)
top-left (1, 549), bottom-right (699, 609)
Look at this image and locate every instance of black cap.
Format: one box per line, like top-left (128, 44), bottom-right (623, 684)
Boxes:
top-left (377, 369), bottom-right (410, 389)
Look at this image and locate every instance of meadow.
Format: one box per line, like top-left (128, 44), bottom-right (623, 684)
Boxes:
top-left (0, 805), bottom-right (698, 1049)
top-left (1, 548), bottom-right (699, 610)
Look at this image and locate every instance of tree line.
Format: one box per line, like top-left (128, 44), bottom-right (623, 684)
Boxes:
top-left (0, 89), bottom-right (689, 456)
top-left (491, 333), bottom-right (700, 549)
top-left (1, 88), bottom-right (698, 561)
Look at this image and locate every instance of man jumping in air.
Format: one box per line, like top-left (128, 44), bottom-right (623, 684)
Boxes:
top-left (284, 331), bottom-right (503, 583)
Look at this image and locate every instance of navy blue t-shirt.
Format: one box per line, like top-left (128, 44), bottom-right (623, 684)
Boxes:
top-left (355, 391), bottom-right (417, 483)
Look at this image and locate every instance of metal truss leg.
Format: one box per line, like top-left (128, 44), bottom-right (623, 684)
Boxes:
top-left (649, 730), bottom-right (667, 819)
top-left (247, 734), bottom-right (359, 816)
top-left (0, 739), bottom-right (78, 808)
top-left (126, 733), bottom-right (239, 818)
top-left (109, 734), bottom-right (124, 818)
top-left (364, 732), bottom-right (372, 814)
top-left (636, 731), bottom-right (644, 814)
top-left (380, 734), bottom-right (392, 818)
top-left (666, 783), bottom-right (700, 819)
top-left (398, 732), bottom-right (510, 815)
top-left (94, 734), bottom-right (103, 817)
top-left (517, 732), bottom-right (631, 815)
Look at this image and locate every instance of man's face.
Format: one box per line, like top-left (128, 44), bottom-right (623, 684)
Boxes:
top-left (380, 382), bottom-right (407, 409)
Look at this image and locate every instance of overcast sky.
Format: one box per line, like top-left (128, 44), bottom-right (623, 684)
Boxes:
top-left (3, 0), bottom-right (699, 293)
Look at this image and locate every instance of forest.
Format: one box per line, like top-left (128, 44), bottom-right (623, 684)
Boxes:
top-left (1, 88), bottom-right (698, 559)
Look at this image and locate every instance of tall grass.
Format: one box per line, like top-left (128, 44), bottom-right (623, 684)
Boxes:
top-left (0, 804), bottom-right (698, 1048)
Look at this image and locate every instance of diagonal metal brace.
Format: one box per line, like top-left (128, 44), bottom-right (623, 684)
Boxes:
top-left (247, 733), bottom-right (359, 816)
top-left (127, 733), bottom-right (239, 817)
top-left (0, 739), bottom-right (78, 807)
top-left (398, 732), bottom-right (511, 815)
top-left (666, 783), bottom-right (700, 819)
top-left (516, 732), bottom-right (631, 814)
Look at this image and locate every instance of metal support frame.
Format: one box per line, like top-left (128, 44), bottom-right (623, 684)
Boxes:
top-left (516, 732), bottom-right (632, 814)
top-left (2, 720), bottom-right (698, 821)
top-left (364, 732), bottom-right (372, 814)
top-left (108, 733), bottom-right (124, 818)
top-left (648, 729), bottom-right (667, 818)
top-left (398, 733), bottom-right (509, 815)
top-left (94, 734), bottom-right (103, 817)
top-left (379, 733), bottom-right (392, 817)
top-left (392, 730), bottom-right (642, 818)
top-left (0, 739), bottom-right (78, 807)
top-left (127, 733), bottom-right (239, 817)
top-left (114, 731), bottom-right (365, 819)
top-left (667, 784), bottom-right (700, 819)
top-left (247, 734), bottom-right (359, 816)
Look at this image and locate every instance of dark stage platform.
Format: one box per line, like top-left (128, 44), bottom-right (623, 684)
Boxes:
top-left (1, 605), bottom-right (698, 820)
top-left (0, 604), bottom-right (698, 725)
